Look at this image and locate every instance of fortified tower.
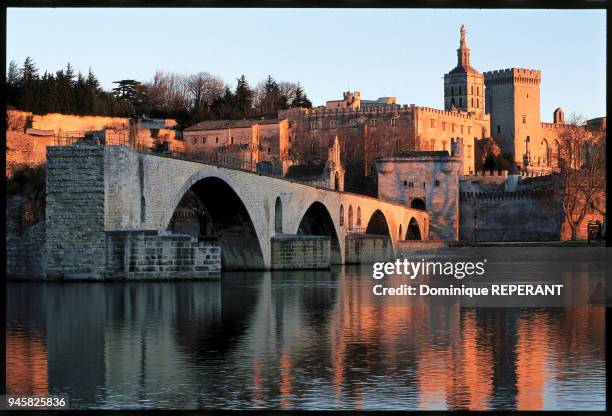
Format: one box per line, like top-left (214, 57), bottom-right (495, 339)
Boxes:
top-left (444, 25), bottom-right (485, 118)
top-left (483, 67), bottom-right (542, 169)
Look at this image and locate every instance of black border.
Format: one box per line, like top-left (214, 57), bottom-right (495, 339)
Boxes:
top-left (1, 1), bottom-right (610, 415)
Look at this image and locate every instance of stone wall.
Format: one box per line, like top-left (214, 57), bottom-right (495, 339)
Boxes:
top-left (6, 222), bottom-right (47, 278)
top-left (45, 145), bottom-right (107, 279)
top-left (459, 189), bottom-right (563, 241)
top-left (345, 234), bottom-right (394, 264)
top-left (8, 109), bottom-right (129, 132)
top-left (270, 234), bottom-right (330, 269)
top-left (6, 131), bottom-right (55, 176)
top-left (106, 231), bottom-right (220, 279)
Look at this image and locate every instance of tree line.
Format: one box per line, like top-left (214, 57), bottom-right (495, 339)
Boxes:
top-left (6, 57), bottom-right (313, 127)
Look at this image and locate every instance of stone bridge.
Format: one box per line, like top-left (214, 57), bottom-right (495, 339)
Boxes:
top-left (45, 145), bottom-right (428, 278)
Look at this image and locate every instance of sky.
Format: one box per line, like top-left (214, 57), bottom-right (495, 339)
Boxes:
top-left (6, 8), bottom-right (606, 121)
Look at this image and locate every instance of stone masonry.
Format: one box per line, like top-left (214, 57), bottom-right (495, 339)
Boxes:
top-left (270, 234), bottom-right (331, 269)
top-left (106, 231), bottom-right (220, 279)
top-left (45, 145), bottom-right (106, 279)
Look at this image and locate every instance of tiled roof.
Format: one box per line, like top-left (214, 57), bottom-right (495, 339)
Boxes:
top-left (184, 118), bottom-right (284, 132)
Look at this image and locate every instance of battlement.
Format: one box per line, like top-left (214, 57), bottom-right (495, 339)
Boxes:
top-left (484, 68), bottom-right (541, 85)
top-left (460, 188), bottom-right (556, 201)
top-left (299, 104), bottom-right (412, 117)
top-left (414, 105), bottom-right (478, 120)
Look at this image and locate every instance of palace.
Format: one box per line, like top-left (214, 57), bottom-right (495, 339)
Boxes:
top-left (183, 25), bottom-right (604, 195)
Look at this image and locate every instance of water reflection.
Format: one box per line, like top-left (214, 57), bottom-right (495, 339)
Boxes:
top-left (6, 267), bottom-right (606, 410)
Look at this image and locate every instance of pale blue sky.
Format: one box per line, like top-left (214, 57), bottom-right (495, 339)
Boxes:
top-left (6, 8), bottom-right (606, 121)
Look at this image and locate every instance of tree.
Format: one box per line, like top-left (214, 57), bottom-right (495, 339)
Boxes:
top-left (235, 75), bottom-right (254, 117)
top-left (21, 57), bottom-right (39, 83)
top-left (291, 83), bottom-right (312, 108)
top-left (112, 79), bottom-right (145, 111)
top-left (558, 114), bottom-right (606, 240)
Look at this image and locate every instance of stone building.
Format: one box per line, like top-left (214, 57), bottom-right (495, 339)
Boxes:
top-left (284, 135), bottom-right (346, 191)
top-left (376, 140), bottom-right (464, 241)
top-left (182, 118), bottom-right (290, 171)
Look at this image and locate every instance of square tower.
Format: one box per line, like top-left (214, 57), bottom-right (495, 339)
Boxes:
top-left (444, 25), bottom-right (486, 118)
top-left (484, 68), bottom-right (542, 169)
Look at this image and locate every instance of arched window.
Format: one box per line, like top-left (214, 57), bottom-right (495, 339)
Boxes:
top-left (334, 171), bottom-right (340, 191)
top-left (140, 196), bottom-right (146, 223)
top-left (274, 197), bottom-right (282, 233)
top-left (356, 207), bottom-right (361, 226)
top-left (339, 204), bottom-right (344, 226)
top-left (348, 206), bottom-right (353, 230)
top-left (471, 98), bottom-right (474, 107)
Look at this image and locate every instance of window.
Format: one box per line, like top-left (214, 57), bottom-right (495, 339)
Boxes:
top-left (451, 86), bottom-right (455, 95)
top-left (477, 86), bottom-right (480, 95)
top-left (461, 125), bottom-right (464, 134)
top-left (215, 137), bottom-right (219, 144)
top-left (192, 137), bottom-right (197, 144)
top-left (497, 125), bottom-right (501, 133)
top-left (403, 180), bottom-right (408, 187)
top-left (477, 98), bottom-right (480, 108)
top-left (442, 140), bottom-right (447, 151)
top-left (267, 147), bottom-right (271, 155)
top-left (459, 86), bottom-right (462, 94)
top-left (288, 135), bottom-right (292, 143)
top-left (340, 204), bottom-right (344, 226)
top-left (430, 119), bottom-right (435, 128)
top-left (467, 126), bottom-right (471, 134)
top-left (230, 136), bottom-right (234, 145)
top-left (349, 119), bottom-right (356, 127)
top-left (203, 137), bottom-right (207, 144)
top-left (442, 122), bottom-right (446, 131)
top-left (522, 115), bottom-right (526, 124)
top-left (330, 119), bottom-right (337, 128)
top-left (459, 97), bottom-right (463, 107)
top-left (434, 179), bottom-right (440, 187)
top-left (24, 211), bottom-right (33, 221)
top-left (391, 118), bottom-right (397, 127)
top-left (370, 119), bottom-right (377, 127)
top-left (452, 124), bottom-right (455, 133)
top-left (310, 120), bottom-right (318, 129)
top-left (356, 207), bottom-right (361, 226)
top-left (423, 182), bottom-right (426, 188)
top-left (471, 85), bottom-right (474, 95)
top-left (430, 139), bottom-right (435, 150)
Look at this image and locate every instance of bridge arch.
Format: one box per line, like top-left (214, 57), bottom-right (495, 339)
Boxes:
top-left (406, 217), bottom-right (422, 240)
top-left (410, 198), bottom-right (426, 210)
top-left (296, 201), bottom-right (342, 264)
top-left (163, 171), bottom-right (266, 270)
top-left (365, 209), bottom-right (391, 238)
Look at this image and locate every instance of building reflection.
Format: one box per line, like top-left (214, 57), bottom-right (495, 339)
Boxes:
top-left (5, 267), bottom-right (606, 410)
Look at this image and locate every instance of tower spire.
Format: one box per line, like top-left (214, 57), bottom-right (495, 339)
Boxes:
top-left (457, 24), bottom-right (470, 67)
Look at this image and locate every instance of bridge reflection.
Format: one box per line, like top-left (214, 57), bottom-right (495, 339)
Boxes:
top-left (6, 270), bottom-right (606, 410)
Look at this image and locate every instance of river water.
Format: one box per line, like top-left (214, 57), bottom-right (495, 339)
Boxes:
top-left (6, 265), bottom-right (606, 410)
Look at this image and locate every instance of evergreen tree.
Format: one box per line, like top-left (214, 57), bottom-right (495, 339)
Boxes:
top-left (21, 57), bottom-right (39, 83)
top-left (235, 75), bottom-right (253, 117)
top-left (291, 83), bottom-right (312, 108)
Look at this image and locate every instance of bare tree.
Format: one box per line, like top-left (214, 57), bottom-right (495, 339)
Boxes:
top-left (186, 72), bottom-right (224, 110)
top-left (558, 114), bottom-right (606, 240)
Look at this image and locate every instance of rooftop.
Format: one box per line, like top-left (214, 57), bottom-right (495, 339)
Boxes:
top-left (184, 118), bottom-right (283, 131)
